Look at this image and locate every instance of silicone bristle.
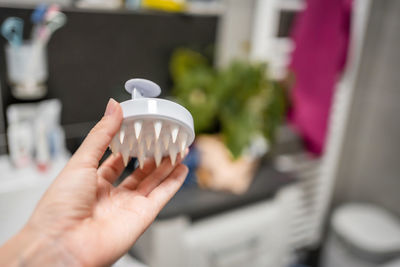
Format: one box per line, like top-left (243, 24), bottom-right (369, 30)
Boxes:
top-left (138, 141), bottom-right (145, 169)
top-left (110, 136), bottom-right (119, 155)
top-left (179, 132), bottom-right (188, 158)
top-left (169, 145), bottom-right (177, 165)
top-left (134, 120), bottom-right (142, 140)
top-left (171, 126), bottom-right (179, 143)
top-left (122, 150), bottom-right (130, 167)
top-left (154, 143), bottom-right (162, 167)
top-left (154, 121), bottom-right (162, 141)
top-left (119, 125), bottom-right (125, 144)
top-left (145, 135), bottom-right (152, 150)
top-left (128, 135), bottom-right (134, 150)
top-left (162, 134), bottom-right (169, 150)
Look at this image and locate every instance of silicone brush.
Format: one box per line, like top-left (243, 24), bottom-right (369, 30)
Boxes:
top-left (110, 79), bottom-right (195, 168)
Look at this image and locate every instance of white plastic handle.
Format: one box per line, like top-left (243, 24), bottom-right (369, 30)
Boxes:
top-left (125, 78), bottom-right (161, 99)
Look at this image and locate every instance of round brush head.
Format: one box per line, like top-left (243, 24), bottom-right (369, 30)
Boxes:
top-left (109, 79), bottom-right (195, 168)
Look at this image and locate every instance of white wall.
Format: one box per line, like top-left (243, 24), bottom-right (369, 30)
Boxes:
top-left (215, 0), bottom-right (255, 68)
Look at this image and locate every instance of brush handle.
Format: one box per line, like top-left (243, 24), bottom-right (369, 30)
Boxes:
top-left (125, 78), bottom-right (161, 99)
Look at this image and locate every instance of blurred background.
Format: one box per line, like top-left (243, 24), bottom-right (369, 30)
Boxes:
top-left (0, 0), bottom-right (400, 266)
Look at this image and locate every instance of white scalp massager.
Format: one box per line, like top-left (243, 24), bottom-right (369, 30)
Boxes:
top-left (109, 78), bottom-right (195, 168)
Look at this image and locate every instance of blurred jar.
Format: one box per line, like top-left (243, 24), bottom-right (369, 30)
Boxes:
top-left (5, 42), bottom-right (48, 100)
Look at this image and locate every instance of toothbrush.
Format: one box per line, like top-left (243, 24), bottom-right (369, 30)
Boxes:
top-left (110, 79), bottom-right (195, 168)
top-left (1, 17), bottom-right (24, 47)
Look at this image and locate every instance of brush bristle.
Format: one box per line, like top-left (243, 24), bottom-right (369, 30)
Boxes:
top-left (110, 118), bottom-right (190, 167)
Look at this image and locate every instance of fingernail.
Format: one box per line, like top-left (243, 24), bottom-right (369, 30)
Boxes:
top-left (105, 98), bottom-right (117, 116)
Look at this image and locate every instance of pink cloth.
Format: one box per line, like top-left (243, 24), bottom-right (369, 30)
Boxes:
top-left (289, 0), bottom-right (352, 155)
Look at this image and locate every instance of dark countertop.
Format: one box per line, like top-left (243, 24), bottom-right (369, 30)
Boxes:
top-left (157, 162), bottom-right (295, 221)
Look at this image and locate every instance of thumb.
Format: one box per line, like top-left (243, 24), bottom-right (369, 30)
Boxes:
top-left (70, 98), bottom-right (123, 168)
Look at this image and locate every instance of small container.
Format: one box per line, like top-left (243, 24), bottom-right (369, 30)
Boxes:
top-left (5, 42), bottom-right (48, 99)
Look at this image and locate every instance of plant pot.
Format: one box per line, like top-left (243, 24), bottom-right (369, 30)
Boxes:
top-left (195, 134), bottom-right (260, 195)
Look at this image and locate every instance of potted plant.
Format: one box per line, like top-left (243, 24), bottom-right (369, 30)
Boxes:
top-left (169, 48), bottom-right (286, 194)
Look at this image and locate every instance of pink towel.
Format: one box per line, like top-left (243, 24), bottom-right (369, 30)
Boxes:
top-left (289, 0), bottom-right (352, 155)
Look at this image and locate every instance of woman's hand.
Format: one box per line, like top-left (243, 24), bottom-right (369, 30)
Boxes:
top-left (0, 99), bottom-right (188, 266)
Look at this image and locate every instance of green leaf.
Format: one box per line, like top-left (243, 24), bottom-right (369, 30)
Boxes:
top-left (169, 49), bottom-right (287, 159)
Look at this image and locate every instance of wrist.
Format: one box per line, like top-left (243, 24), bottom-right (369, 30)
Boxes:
top-left (0, 224), bottom-right (82, 267)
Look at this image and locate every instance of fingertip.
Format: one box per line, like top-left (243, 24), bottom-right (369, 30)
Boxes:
top-left (114, 153), bottom-right (124, 164)
top-left (176, 163), bottom-right (189, 177)
top-left (104, 98), bottom-right (119, 116)
top-left (114, 101), bottom-right (123, 117)
top-left (181, 163), bottom-right (189, 171)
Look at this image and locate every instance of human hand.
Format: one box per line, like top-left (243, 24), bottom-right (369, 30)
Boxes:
top-left (0, 99), bottom-right (188, 266)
